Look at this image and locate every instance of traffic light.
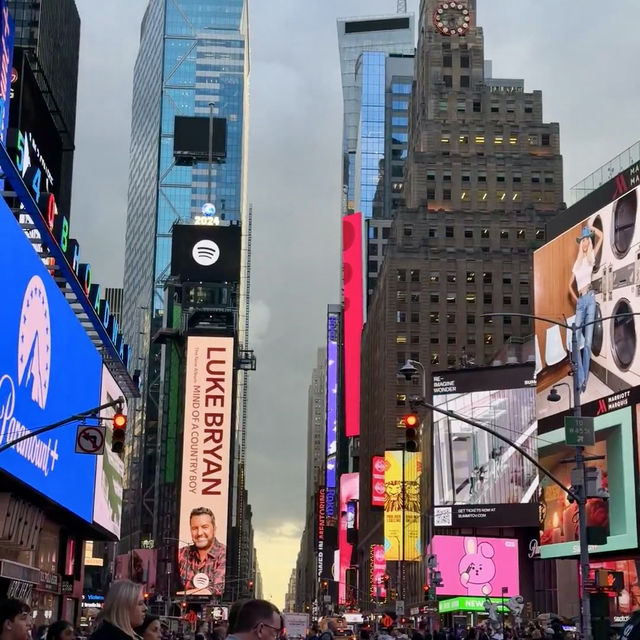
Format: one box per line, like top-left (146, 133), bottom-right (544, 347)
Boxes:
top-left (403, 413), bottom-right (419, 452)
top-left (143, 592), bottom-right (150, 600)
top-left (247, 579), bottom-right (254, 593)
top-left (321, 580), bottom-right (329, 592)
top-left (382, 573), bottom-right (390, 590)
top-left (112, 413), bottom-right (127, 453)
top-left (423, 585), bottom-right (430, 601)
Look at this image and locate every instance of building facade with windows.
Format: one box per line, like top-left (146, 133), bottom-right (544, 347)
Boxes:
top-left (357, 0), bottom-right (563, 610)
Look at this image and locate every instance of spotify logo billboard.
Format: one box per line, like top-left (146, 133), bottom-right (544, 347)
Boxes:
top-left (171, 224), bottom-right (241, 284)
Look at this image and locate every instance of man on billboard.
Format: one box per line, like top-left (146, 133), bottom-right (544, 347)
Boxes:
top-left (178, 507), bottom-right (226, 596)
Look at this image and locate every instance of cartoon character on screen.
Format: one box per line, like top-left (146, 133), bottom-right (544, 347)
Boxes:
top-left (458, 536), bottom-right (496, 596)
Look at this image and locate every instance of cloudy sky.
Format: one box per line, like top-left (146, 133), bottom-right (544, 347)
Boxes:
top-left (71, 0), bottom-right (640, 605)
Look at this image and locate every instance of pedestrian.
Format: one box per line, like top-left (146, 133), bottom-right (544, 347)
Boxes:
top-left (46, 622), bottom-right (74, 640)
top-left (226, 599), bottom-right (282, 640)
top-left (133, 617), bottom-right (161, 640)
top-left (0, 599), bottom-right (33, 640)
top-left (89, 580), bottom-right (146, 640)
top-left (319, 621), bottom-right (336, 640)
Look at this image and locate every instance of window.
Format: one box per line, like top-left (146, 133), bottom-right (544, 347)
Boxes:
top-left (427, 171), bottom-right (436, 181)
top-left (369, 244), bottom-right (378, 256)
top-left (460, 75), bottom-right (470, 88)
top-left (500, 230), bottom-right (509, 239)
top-left (447, 293), bottom-right (456, 304)
top-left (447, 313), bottom-right (456, 324)
top-left (411, 293), bottom-right (420, 303)
top-left (536, 229), bottom-right (545, 241)
top-left (383, 227), bottom-right (391, 239)
top-left (460, 55), bottom-right (470, 68)
top-left (520, 296), bottom-right (529, 306)
top-left (497, 173), bottom-right (505, 183)
top-left (545, 174), bottom-right (554, 184)
top-left (430, 312), bottom-right (440, 324)
top-left (392, 116), bottom-right (409, 127)
top-left (430, 293), bottom-right (440, 303)
top-left (397, 291), bottom-right (407, 302)
top-left (369, 226), bottom-right (378, 239)
top-left (439, 98), bottom-right (448, 111)
top-left (443, 189), bottom-right (452, 200)
top-left (397, 269), bottom-right (406, 282)
top-left (525, 103), bottom-right (533, 114)
top-left (427, 188), bottom-right (436, 200)
top-left (504, 316), bottom-right (512, 325)
top-left (431, 353), bottom-right (440, 365)
top-left (441, 135), bottom-right (451, 144)
top-left (429, 228), bottom-right (437, 238)
top-left (532, 172), bottom-right (541, 183)
top-left (443, 171), bottom-right (452, 182)
top-left (484, 293), bottom-right (492, 304)
top-left (410, 269), bottom-right (420, 282)
top-left (396, 335), bottom-right (407, 344)
top-left (481, 228), bottom-right (489, 239)
top-left (397, 311), bottom-right (406, 323)
top-left (430, 337), bottom-right (439, 344)
top-left (473, 100), bottom-right (481, 113)
top-left (484, 334), bottom-right (493, 345)
top-left (443, 54), bottom-right (452, 67)
top-left (448, 335), bottom-right (456, 345)
top-left (503, 275), bottom-right (512, 285)
top-left (466, 293), bottom-right (476, 303)
top-left (464, 228), bottom-right (473, 239)
top-left (392, 100), bottom-right (409, 110)
top-left (509, 135), bottom-right (518, 145)
top-left (459, 135), bottom-right (469, 144)
top-left (466, 271), bottom-right (475, 283)
top-left (411, 335), bottom-right (420, 345)
top-left (447, 272), bottom-right (456, 283)
top-left (478, 173), bottom-right (487, 183)
top-left (517, 229), bottom-right (526, 240)
top-left (494, 135), bottom-right (503, 145)
top-left (542, 133), bottom-right (550, 146)
top-left (503, 295), bottom-right (512, 305)
top-left (430, 271), bottom-right (440, 283)
top-left (456, 99), bottom-right (466, 112)
top-left (483, 272), bottom-right (492, 284)
top-left (528, 134), bottom-right (538, 146)
top-left (392, 83), bottom-right (411, 94)
top-left (443, 75), bottom-right (453, 88)
top-left (475, 135), bottom-right (485, 144)
top-left (513, 173), bottom-right (522, 183)
top-left (491, 102), bottom-right (499, 113)
top-left (404, 225), bottom-right (413, 237)
top-left (462, 171), bottom-right (470, 182)
top-left (447, 354), bottom-right (457, 366)
top-left (368, 260), bottom-right (377, 272)
top-left (410, 312), bottom-right (420, 323)
top-left (396, 393), bottom-right (407, 407)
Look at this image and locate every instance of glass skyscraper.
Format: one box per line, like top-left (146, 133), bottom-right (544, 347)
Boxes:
top-left (121, 0), bottom-right (249, 546)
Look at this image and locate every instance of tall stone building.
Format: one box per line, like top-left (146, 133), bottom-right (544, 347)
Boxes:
top-left (357, 0), bottom-right (563, 610)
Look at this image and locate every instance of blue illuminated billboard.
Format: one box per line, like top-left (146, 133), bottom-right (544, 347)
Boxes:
top-left (0, 200), bottom-right (101, 521)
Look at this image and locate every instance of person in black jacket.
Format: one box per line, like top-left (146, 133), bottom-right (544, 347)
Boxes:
top-left (89, 580), bottom-right (146, 640)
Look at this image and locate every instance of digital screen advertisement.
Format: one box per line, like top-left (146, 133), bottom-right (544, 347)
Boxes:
top-left (93, 366), bottom-right (126, 538)
top-left (431, 535), bottom-right (520, 597)
top-left (371, 455), bottom-right (385, 507)
top-left (538, 405), bottom-right (637, 559)
top-left (384, 450), bottom-right (421, 561)
top-left (338, 472), bottom-right (359, 604)
top-left (0, 200), bottom-right (101, 522)
top-left (342, 213), bottom-right (363, 438)
top-left (431, 365), bottom-right (538, 528)
top-left (534, 183), bottom-right (640, 421)
top-left (177, 336), bottom-right (233, 596)
top-left (369, 544), bottom-right (387, 600)
top-left (325, 309), bottom-right (339, 529)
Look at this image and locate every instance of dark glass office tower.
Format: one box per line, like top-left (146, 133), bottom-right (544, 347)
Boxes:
top-left (7, 0), bottom-right (80, 215)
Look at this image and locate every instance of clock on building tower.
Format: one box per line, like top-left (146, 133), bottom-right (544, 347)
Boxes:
top-left (432, 2), bottom-right (471, 36)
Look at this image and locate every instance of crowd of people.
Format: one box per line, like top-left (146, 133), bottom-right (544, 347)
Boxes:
top-left (0, 581), bottom-right (283, 640)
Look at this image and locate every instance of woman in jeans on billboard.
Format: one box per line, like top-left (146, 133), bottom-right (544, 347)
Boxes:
top-left (89, 581), bottom-right (146, 640)
top-left (569, 225), bottom-right (603, 393)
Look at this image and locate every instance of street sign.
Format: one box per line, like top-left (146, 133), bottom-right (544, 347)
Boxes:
top-left (75, 425), bottom-right (105, 454)
top-left (564, 416), bottom-right (595, 446)
top-left (395, 600), bottom-right (405, 615)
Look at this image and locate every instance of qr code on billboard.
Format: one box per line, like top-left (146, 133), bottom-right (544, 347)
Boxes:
top-left (434, 507), bottom-right (452, 527)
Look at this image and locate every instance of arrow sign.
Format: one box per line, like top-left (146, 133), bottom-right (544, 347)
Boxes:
top-left (75, 425), bottom-right (105, 455)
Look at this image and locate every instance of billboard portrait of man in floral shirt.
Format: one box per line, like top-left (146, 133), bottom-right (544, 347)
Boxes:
top-left (178, 506), bottom-right (226, 595)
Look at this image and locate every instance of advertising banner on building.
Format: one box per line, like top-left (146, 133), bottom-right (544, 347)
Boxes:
top-left (170, 225), bottom-right (241, 284)
top-left (534, 179), bottom-right (640, 423)
top-left (338, 472), bottom-right (359, 604)
top-left (431, 535), bottom-right (520, 597)
top-left (93, 365), bottom-right (125, 538)
top-left (342, 214), bottom-right (362, 438)
top-left (0, 199), bottom-right (101, 522)
top-left (177, 336), bottom-right (234, 596)
top-left (384, 450), bottom-right (421, 561)
top-left (538, 404), bottom-right (637, 559)
top-left (0, 0), bottom-right (14, 147)
top-left (371, 456), bottom-right (385, 507)
top-left (114, 550), bottom-right (157, 594)
top-left (369, 544), bottom-right (387, 600)
top-left (326, 309), bottom-right (339, 528)
top-left (431, 365), bottom-right (538, 529)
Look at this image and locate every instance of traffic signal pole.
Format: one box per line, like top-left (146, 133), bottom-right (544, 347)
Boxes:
top-left (0, 396), bottom-right (125, 454)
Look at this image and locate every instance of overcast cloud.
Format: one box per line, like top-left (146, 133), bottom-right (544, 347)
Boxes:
top-left (71, 0), bottom-right (640, 605)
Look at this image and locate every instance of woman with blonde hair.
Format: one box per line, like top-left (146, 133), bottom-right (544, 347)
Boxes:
top-left (569, 225), bottom-right (603, 393)
top-left (89, 580), bottom-right (146, 640)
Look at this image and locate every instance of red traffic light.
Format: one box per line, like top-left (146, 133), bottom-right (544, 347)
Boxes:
top-left (403, 413), bottom-right (419, 428)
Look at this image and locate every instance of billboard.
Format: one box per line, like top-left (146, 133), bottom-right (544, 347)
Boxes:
top-left (534, 181), bottom-right (640, 421)
top-left (371, 456), bottom-right (385, 507)
top-left (178, 336), bottom-right (234, 596)
top-left (170, 224), bottom-right (241, 283)
top-left (431, 365), bottom-right (539, 528)
top-left (369, 545), bottom-right (387, 600)
top-left (93, 365), bottom-right (125, 537)
top-left (338, 472), bottom-right (359, 604)
top-left (538, 404), bottom-right (637, 558)
top-left (325, 309), bottom-right (339, 528)
top-left (173, 116), bottom-right (227, 162)
top-left (342, 214), bottom-right (363, 438)
top-left (0, 198), bottom-right (101, 522)
top-left (0, 0), bottom-right (14, 146)
top-left (431, 535), bottom-right (520, 597)
top-left (384, 450), bottom-right (421, 561)
top-left (114, 550), bottom-right (157, 594)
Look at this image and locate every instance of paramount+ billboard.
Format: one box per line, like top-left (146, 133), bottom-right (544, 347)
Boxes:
top-left (178, 336), bottom-right (234, 597)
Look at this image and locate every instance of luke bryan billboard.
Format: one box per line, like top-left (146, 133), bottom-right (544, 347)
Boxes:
top-left (384, 450), bottom-right (421, 561)
top-left (178, 336), bottom-right (234, 596)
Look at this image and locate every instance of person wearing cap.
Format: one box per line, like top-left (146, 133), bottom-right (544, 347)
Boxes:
top-left (569, 225), bottom-right (603, 393)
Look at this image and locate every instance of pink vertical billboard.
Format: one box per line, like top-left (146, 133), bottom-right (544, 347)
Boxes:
top-left (371, 456), bottom-right (385, 506)
top-left (431, 535), bottom-right (520, 597)
top-left (339, 472), bottom-right (359, 604)
top-left (370, 544), bottom-right (387, 600)
top-left (342, 213), bottom-right (363, 438)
